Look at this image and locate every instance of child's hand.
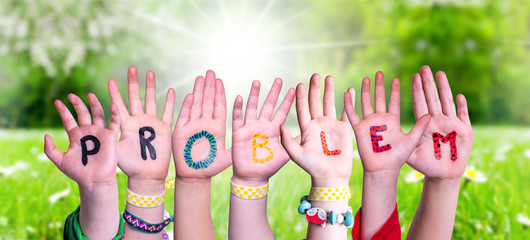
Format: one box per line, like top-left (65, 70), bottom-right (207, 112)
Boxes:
top-left (172, 70), bottom-right (231, 179)
top-left (44, 93), bottom-right (120, 187)
top-left (108, 67), bottom-right (175, 187)
top-left (343, 72), bottom-right (430, 175)
top-left (407, 66), bottom-right (473, 180)
top-left (281, 74), bottom-right (353, 187)
top-left (231, 79), bottom-right (295, 184)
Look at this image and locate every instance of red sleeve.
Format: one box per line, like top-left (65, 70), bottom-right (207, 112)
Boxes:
top-left (351, 204), bottom-right (401, 240)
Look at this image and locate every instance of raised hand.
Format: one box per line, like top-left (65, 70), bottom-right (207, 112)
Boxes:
top-left (343, 71), bottom-right (430, 240)
top-left (280, 74), bottom-right (353, 240)
top-left (281, 74), bottom-right (354, 187)
top-left (44, 93), bottom-right (120, 186)
top-left (44, 93), bottom-right (121, 239)
top-left (229, 79), bottom-right (295, 240)
top-left (407, 66), bottom-right (473, 179)
top-left (108, 66), bottom-right (175, 184)
top-left (231, 79), bottom-right (295, 184)
top-left (406, 66), bottom-right (473, 240)
top-left (172, 70), bottom-right (231, 240)
top-left (343, 71), bottom-right (430, 174)
top-left (172, 70), bottom-right (231, 179)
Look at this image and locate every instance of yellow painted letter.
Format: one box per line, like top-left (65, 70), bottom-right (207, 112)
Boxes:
top-left (252, 134), bottom-right (274, 163)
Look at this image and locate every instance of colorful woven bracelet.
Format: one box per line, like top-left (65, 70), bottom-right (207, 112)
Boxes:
top-left (230, 181), bottom-right (269, 200)
top-left (308, 186), bottom-right (351, 201)
top-left (297, 195), bottom-right (353, 228)
top-left (123, 208), bottom-right (174, 234)
top-left (126, 180), bottom-right (176, 208)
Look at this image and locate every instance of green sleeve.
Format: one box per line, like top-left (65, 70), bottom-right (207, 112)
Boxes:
top-left (63, 206), bottom-right (124, 240)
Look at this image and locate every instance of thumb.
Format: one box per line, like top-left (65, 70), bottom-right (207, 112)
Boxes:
top-left (407, 114), bottom-right (431, 146)
top-left (44, 134), bottom-right (64, 168)
top-left (280, 125), bottom-right (303, 164)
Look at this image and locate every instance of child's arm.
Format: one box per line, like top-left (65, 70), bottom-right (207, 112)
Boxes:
top-left (343, 72), bottom-right (430, 240)
top-left (406, 66), bottom-right (473, 240)
top-left (172, 70), bottom-right (232, 239)
top-left (44, 93), bottom-right (121, 239)
top-left (280, 74), bottom-right (354, 240)
top-left (107, 66), bottom-right (175, 239)
top-left (229, 79), bottom-right (295, 239)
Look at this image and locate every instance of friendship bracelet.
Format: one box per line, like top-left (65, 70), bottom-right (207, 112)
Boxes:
top-left (123, 208), bottom-right (173, 234)
top-left (126, 180), bottom-right (176, 208)
top-left (230, 181), bottom-right (269, 200)
top-left (308, 186), bottom-right (351, 201)
top-left (298, 195), bottom-right (353, 228)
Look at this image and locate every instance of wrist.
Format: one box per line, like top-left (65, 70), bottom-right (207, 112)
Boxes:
top-left (424, 177), bottom-right (461, 188)
top-left (78, 180), bottom-right (117, 198)
top-left (311, 177), bottom-right (350, 188)
top-left (363, 169), bottom-right (400, 185)
top-left (231, 175), bottom-right (269, 187)
top-left (127, 178), bottom-right (166, 195)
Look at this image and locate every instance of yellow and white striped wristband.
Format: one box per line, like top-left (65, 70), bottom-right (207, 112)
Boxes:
top-left (126, 180), bottom-right (176, 208)
top-left (230, 181), bottom-right (269, 200)
top-left (308, 186), bottom-right (351, 201)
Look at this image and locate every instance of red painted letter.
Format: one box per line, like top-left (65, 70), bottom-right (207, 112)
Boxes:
top-left (320, 131), bottom-right (341, 156)
top-left (370, 125), bottom-right (392, 153)
top-left (432, 131), bottom-right (457, 161)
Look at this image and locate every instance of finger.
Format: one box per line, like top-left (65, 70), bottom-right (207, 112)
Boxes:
top-left (202, 70), bottom-right (216, 118)
top-left (456, 94), bottom-right (471, 125)
top-left (272, 87), bottom-right (295, 124)
top-left (128, 66), bottom-right (144, 115)
top-left (144, 71), bottom-right (157, 116)
top-left (361, 77), bottom-right (374, 117)
top-left (295, 83), bottom-right (311, 132)
top-left (213, 78), bottom-right (227, 120)
top-left (87, 93), bottom-right (105, 128)
top-left (68, 94), bottom-right (92, 126)
top-left (344, 88), bottom-right (361, 126)
top-left (308, 73), bottom-right (323, 119)
top-left (435, 71), bottom-right (456, 116)
top-left (407, 114), bottom-right (431, 145)
top-left (340, 107), bottom-right (348, 122)
top-left (189, 76), bottom-right (205, 120)
top-left (108, 79), bottom-right (130, 120)
top-left (412, 73), bottom-right (428, 120)
top-left (323, 75), bottom-right (337, 118)
top-left (374, 71), bottom-right (386, 113)
top-left (244, 80), bottom-right (260, 123)
top-left (259, 78), bottom-right (282, 121)
top-left (54, 99), bottom-right (77, 132)
top-left (388, 78), bottom-right (401, 117)
top-left (232, 95), bottom-right (244, 131)
top-left (176, 94), bottom-right (194, 128)
top-left (280, 125), bottom-right (303, 163)
top-left (108, 103), bottom-right (121, 134)
top-left (44, 134), bottom-right (64, 168)
top-left (420, 65), bottom-right (443, 115)
top-left (161, 88), bottom-right (175, 124)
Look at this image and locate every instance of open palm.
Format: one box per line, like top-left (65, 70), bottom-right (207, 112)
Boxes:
top-left (232, 79), bottom-right (295, 182)
top-left (173, 70), bottom-right (231, 179)
top-left (44, 93), bottom-right (120, 186)
top-left (108, 67), bottom-right (175, 181)
top-left (281, 74), bottom-right (353, 186)
top-left (344, 72), bottom-right (430, 173)
top-left (407, 66), bottom-right (473, 180)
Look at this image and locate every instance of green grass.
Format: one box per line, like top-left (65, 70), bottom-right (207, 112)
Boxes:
top-left (1, 126), bottom-right (530, 239)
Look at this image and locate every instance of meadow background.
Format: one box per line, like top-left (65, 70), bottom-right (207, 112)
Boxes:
top-left (1, 0), bottom-right (530, 239)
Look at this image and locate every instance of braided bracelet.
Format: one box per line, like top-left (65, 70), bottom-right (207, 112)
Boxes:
top-left (298, 195), bottom-right (353, 227)
top-left (127, 180), bottom-right (176, 208)
top-left (123, 209), bottom-right (174, 234)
